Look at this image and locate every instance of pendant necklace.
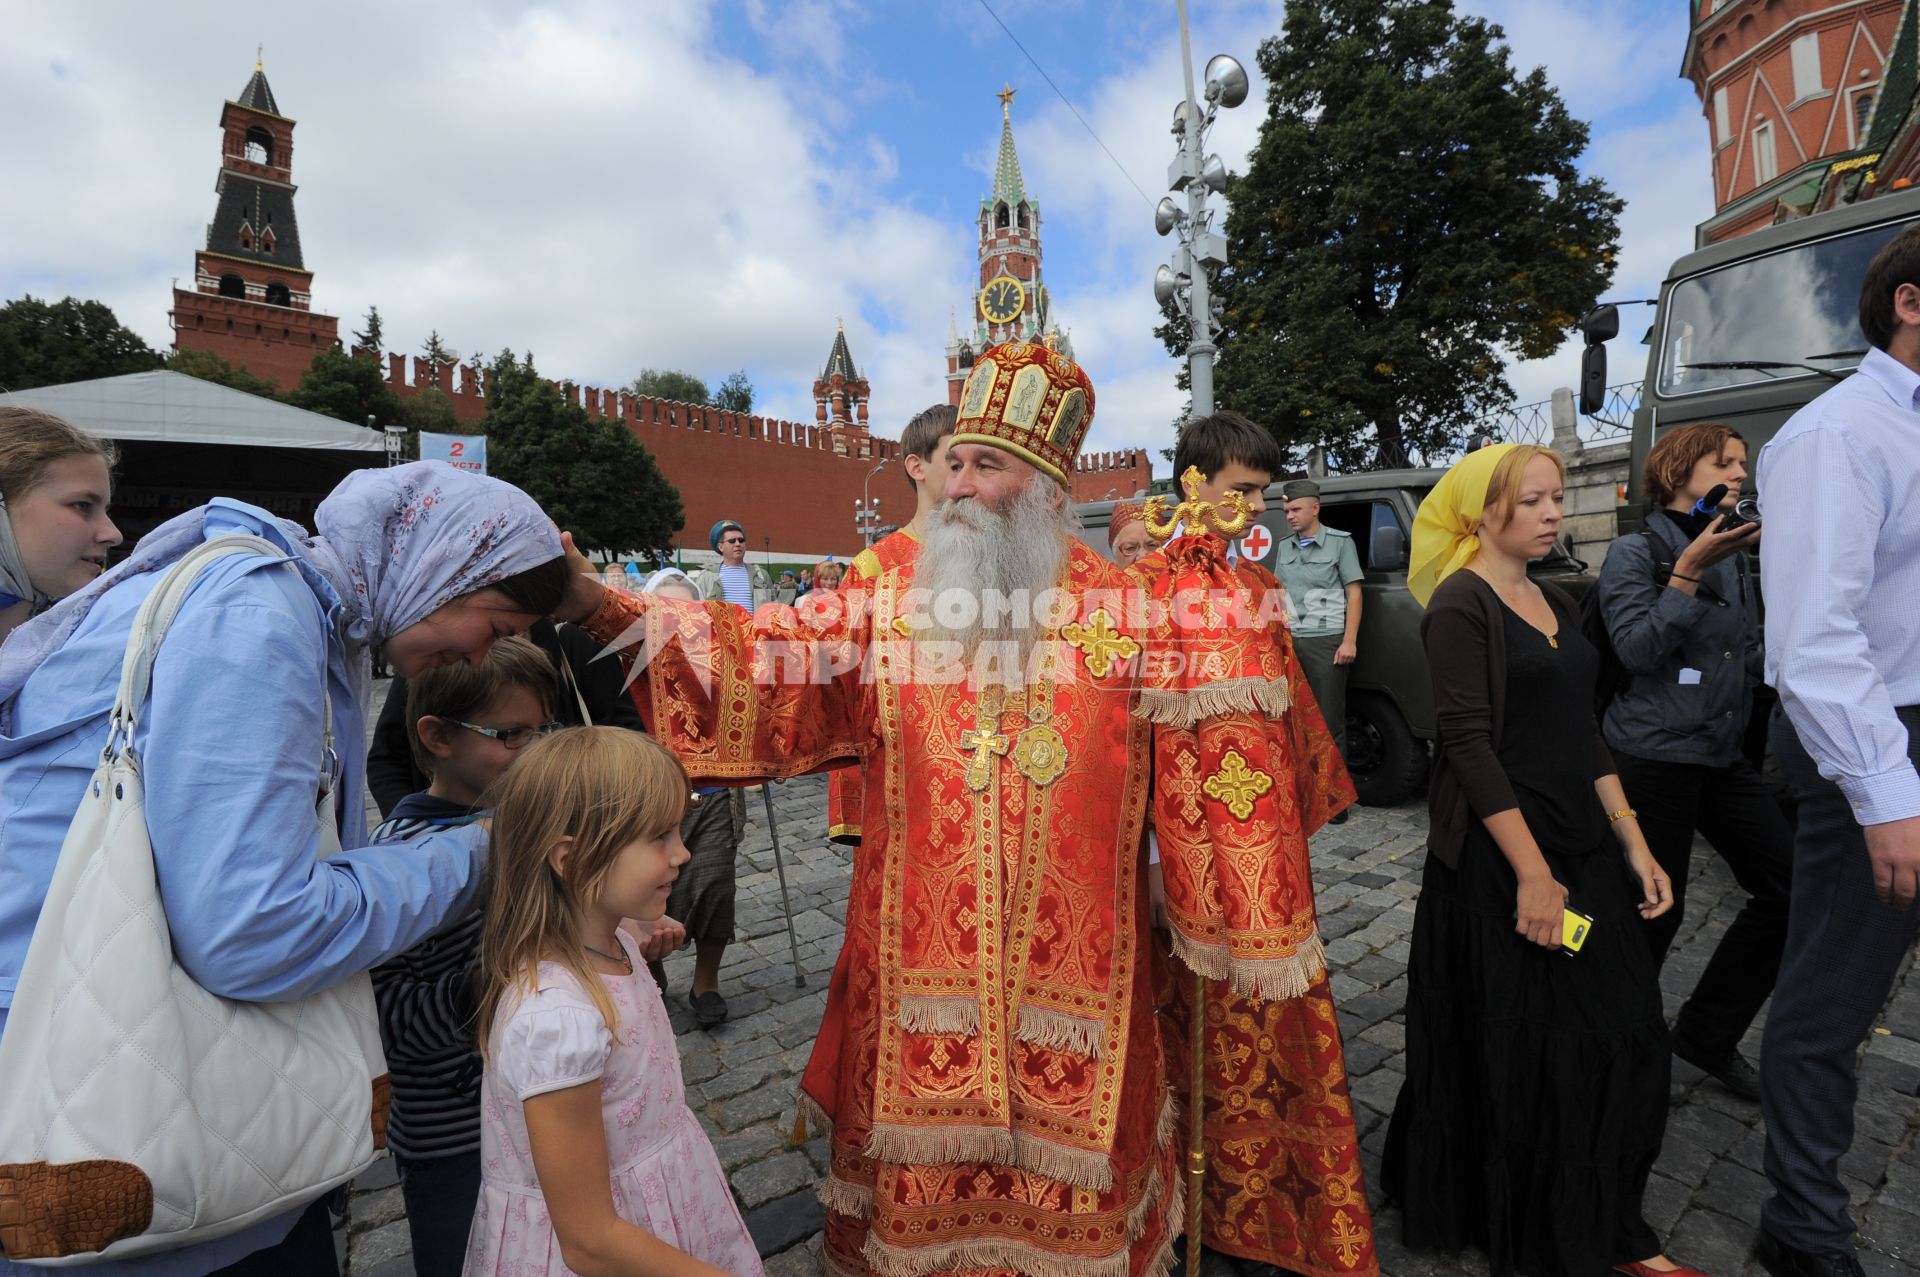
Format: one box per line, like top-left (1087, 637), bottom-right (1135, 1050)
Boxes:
top-left (585, 941), bottom-right (632, 971)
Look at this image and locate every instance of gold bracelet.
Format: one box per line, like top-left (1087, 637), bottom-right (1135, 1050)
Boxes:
top-left (1607, 807), bottom-right (1638, 823)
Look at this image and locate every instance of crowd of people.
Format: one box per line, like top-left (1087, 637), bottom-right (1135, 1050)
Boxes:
top-left (2, 231), bottom-right (1919, 1277)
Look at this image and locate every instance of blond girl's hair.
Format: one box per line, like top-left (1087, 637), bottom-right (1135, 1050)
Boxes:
top-left (475, 726), bottom-right (690, 1053)
top-left (0, 407), bottom-right (117, 505)
top-left (1481, 444), bottom-right (1567, 527)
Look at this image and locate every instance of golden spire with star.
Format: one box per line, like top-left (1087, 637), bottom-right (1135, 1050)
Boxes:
top-left (997, 83), bottom-right (1016, 115)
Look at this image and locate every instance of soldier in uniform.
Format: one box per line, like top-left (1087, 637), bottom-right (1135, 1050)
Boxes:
top-left (1273, 480), bottom-right (1365, 809)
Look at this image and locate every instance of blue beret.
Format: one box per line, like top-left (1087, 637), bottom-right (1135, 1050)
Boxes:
top-left (710, 520), bottom-right (743, 551)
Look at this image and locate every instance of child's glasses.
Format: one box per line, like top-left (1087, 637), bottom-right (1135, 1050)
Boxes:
top-left (440, 718), bottom-right (562, 749)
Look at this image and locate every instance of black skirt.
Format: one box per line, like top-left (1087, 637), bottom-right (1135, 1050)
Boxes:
top-left (1382, 829), bottom-right (1670, 1277)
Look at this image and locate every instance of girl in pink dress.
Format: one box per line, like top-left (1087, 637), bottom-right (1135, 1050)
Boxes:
top-left (465, 727), bottom-right (764, 1277)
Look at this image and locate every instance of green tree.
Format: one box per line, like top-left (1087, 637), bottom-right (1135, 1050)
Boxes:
top-left (0, 295), bottom-right (163, 390)
top-left (283, 344), bottom-right (403, 426)
top-left (1186, 0), bottom-right (1622, 469)
top-left (352, 305), bottom-right (385, 352)
top-left (420, 329), bottom-right (460, 388)
top-left (629, 367), bottom-right (709, 406)
top-left (713, 369), bottom-right (755, 414)
top-left (166, 346), bottom-right (281, 396)
top-left (486, 353), bottom-right (684, 558)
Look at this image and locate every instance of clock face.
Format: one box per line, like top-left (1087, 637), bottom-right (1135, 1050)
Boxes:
top-left (980, 274), bottom-right (1026, 325)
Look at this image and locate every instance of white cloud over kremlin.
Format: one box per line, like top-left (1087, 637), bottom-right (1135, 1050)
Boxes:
top-left (0, 0), bottom-right (1712, 467)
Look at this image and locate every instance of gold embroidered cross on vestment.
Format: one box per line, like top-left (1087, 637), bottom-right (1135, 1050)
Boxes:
top-left (1203, 749), bottom-right (1275, 820)
top-left (1061, 608), bottom-right (1139, 679)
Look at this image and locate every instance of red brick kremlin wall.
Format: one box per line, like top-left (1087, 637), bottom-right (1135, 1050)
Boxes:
top-left (360, 351), bottom-right (1154, 558)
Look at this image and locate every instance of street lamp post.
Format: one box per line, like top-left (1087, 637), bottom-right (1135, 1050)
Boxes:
top-left (1154, 4), bottom-right (1248, 420)
top-left (855, 459), bottom-right (889, 546)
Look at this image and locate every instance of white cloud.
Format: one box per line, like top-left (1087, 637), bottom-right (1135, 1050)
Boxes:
top-left (0, 0), bottom-right (958, 434)
top-left (0, 0), bottom-right (1723, 475)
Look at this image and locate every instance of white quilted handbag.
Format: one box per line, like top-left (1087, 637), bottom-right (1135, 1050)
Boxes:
top-left (0, 534), bottom-right (390, 1265)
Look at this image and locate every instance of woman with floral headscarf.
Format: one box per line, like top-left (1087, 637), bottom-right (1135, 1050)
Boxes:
top-left (1384, 445), bottom-right (1696, 1277)
top-left (0, 461), bottom-right (578, 1277)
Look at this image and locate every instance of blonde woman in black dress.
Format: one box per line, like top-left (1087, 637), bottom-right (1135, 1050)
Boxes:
top-left (1383, 443), bottom-right (1706, 1277)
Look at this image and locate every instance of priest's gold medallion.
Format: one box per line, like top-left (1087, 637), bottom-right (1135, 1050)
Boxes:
top-left (1014, 702), bottom-right (1067, 787)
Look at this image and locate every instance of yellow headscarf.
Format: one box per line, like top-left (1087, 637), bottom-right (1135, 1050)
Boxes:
top-left (1408, 443), bottom-right (1518, 608)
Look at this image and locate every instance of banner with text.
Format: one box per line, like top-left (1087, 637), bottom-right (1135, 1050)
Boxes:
top-left (418, 432), bottom-right (487, 474)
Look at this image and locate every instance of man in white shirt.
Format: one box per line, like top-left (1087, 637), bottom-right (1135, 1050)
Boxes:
top-left (691, 518), bottom-right (771, 610)
top-left (1753, 225), bottom-right (1920, 1277)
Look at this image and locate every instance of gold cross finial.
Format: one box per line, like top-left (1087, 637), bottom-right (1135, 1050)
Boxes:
top-left (1142, 465), bottom-right (1254, 540)
top-left (959, 724), bottom-right (1010, 792)
top-left (256, 44), bottom-right (264, 71)
top-left (997, 83), bottom-right (1017, 112)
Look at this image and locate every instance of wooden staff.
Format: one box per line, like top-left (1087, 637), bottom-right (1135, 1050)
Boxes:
top-left (1187, 966), bottom-right (1207, 1275)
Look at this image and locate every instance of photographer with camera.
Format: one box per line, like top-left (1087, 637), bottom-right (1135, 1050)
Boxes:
top-left (1594, 422), bottom-right (1791, 1104)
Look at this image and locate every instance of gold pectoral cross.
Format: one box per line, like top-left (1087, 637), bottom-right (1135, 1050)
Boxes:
top-left (960, 724), bottom-right (1010, 792)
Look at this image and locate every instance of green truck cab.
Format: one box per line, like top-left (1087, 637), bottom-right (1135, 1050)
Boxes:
top-left (1078, 471), bottom-right (1591, 806)
top-left (1581, 185), bottom-right (1920, 530)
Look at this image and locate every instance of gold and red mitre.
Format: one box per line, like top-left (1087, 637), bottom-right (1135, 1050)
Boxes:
top-left (950, 339), bottom-right (1095, 486)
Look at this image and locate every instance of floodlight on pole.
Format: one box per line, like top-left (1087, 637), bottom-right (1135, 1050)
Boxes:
top-left (1204, 54), bottom-right (1250, 108)
top-left (1155, 2), bottom-right (1247, 420)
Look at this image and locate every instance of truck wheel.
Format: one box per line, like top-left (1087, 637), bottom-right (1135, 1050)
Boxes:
top-left (1345, 691), bottom-right (1428, 807)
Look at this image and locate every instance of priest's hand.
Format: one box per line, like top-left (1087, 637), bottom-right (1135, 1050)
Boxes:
top-left (553, 529), bottom-right (608, 624)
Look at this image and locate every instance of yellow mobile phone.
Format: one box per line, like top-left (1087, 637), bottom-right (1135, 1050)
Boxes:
top-left (1561, 907), bottom-right (1595, 954)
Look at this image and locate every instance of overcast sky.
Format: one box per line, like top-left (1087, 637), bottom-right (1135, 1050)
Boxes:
top-left (0, 0), bottom-right (1713, 473)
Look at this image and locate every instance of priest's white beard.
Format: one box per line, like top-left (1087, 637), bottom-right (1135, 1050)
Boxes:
top-left (915, 474), bottom-right (1078, 664)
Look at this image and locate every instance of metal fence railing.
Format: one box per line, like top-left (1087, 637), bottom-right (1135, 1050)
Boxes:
top-left (1475, 380), bottom-right (1641, 448)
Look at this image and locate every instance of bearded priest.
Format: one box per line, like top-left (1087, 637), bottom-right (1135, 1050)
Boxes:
top-left (559, 342), bottom-right (1350, 1277)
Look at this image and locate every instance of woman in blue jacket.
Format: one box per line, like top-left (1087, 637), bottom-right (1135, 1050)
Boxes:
top-left (0, 461), bottom-right (581, 1277)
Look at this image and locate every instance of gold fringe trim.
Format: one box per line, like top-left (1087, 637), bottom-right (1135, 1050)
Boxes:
top-left (1168, 928), bottom-right (1328, 1002)
top-left (862, 1230), bottom-right (1132, 1277)
top-left (1143, 1184), bottom-right (1184, 1277)
top-left (1015, 1005), bottom-right (1106, 1059)
top-left (818, 1170), bottom-right (874, 1220)
top-left (865, 1120), bottom-right (1013, 1169)
top-left (1127, 1159), bottom-right (1166, 1242)
top-left (1010, 1129), bottom-right (1116, 1192)
top-left (896, 995), bottom-right (981, 1036)
top-left (1133, 677), bottom-right (1291, 728)
top-left (1155, 1088), bottom-right (1179, 1152)
top-left (795, 1088), bottom-right (833, 1144)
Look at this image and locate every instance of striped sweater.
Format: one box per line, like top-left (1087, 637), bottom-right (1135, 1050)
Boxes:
top-left (369, 793), bottom-right (486, 1162)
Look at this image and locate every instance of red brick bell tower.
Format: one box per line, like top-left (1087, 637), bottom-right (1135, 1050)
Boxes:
top-left (169, 58), bottom-right (340, 389)
top-left (812, 322), bottom-right (871, 456)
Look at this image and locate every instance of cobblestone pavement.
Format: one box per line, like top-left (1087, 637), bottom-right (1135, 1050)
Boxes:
top-left (342, 747), bottom-right (1920, 1277)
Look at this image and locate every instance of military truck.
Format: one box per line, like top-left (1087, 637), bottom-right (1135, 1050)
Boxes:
top-left (1079, 471), bottom-right (1592, 806)
top-left (1579, 184), bottom-right (1920, 528)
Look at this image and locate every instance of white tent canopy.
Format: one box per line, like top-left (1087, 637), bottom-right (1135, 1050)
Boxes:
top-left (0, 371), bottom-right (383, 451)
